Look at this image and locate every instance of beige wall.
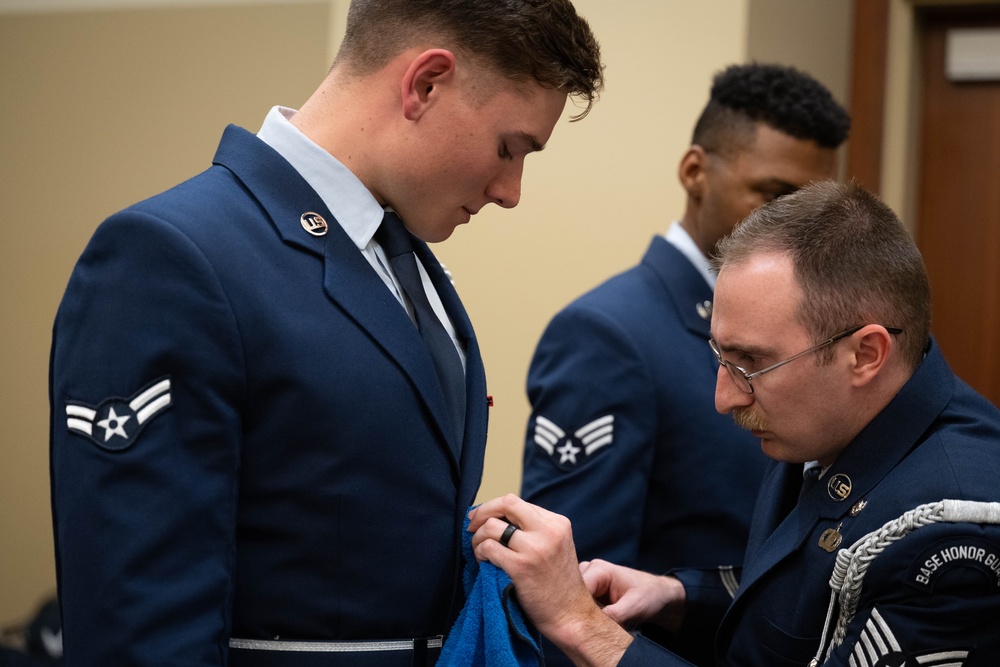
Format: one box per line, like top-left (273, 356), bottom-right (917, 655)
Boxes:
top-left (0, 0), bottom-right (851, 627)
top-left (748, 0), bottom-right (853, 103)
top-left (0, 0), bottom-right (334, 628)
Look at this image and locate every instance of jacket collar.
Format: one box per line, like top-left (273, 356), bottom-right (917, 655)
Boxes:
top-left (211, 124), bottom-right (473, 466)
top-left (642, 235), bottom-right (715, 336)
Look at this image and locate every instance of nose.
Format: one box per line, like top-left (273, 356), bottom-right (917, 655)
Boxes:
top-left (715, 365), bottom-right (753, 415)
top-left (486, 161), bottom-right (523, 209)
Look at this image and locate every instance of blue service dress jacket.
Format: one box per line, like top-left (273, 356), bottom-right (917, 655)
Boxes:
top-left (521, 236), bottom-right (767, 664)
top-left (49, 125), bottom-right (489, 666)
top-left (619, 340), bottom-right (1000, 666)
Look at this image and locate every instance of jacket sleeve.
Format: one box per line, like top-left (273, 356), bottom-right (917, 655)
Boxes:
top-left (617, 635), bottom-right (696, 667)
top-left (50, 209), bottom-right (243, 666)
top-left (520, 301), bottom-right (657, 567)
top-left (669, 567), bottom-right (737, 652)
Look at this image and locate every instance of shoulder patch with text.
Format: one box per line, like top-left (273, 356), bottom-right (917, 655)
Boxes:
top-left (65, 377), bottom-right (172, 452)
top-left (907, 536), bottom-right (1000, 592)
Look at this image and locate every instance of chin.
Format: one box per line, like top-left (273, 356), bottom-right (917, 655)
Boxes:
top-left (760, 439), bottom-right (792, 463)
top-left (427, 226), bottom-right (457, 243)
top-left (408, 220), bottom-right (455, 244)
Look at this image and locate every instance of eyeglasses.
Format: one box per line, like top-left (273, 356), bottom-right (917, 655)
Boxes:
top-left (709, 325), bottom-right (904, 394)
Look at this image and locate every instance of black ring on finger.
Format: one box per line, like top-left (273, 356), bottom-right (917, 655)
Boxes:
top-left (499, 522), bottom-right (519, 548)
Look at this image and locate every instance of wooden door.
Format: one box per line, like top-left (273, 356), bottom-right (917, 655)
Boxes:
top-left (915, 7), bottom-right (1000, 407)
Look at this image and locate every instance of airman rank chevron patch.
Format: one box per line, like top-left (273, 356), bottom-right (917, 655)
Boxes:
top-left (65, 377), bottom-right (172, 452)
top-left (848, 608), bottom-right (969, 667)
top-left (533, 414), bottom-right (614, 471)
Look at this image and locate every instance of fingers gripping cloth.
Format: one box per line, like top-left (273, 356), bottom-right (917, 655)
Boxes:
top-left (811, 500), bottom-right (1000, 666)
top-left (436, 509), bottom-right (543, 667)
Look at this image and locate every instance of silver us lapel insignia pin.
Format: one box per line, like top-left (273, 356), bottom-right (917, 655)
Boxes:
top-left (819, 522), bottom-right (844, 552)
top-left (300, 212), bottom-right (328, 236)
top-left (695, 300), bottom-right (712, 320)
top-left (827, 473), bottom-right (852, 501)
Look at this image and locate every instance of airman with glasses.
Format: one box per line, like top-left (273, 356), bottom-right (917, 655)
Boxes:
top-left (464, 181), bottom-right (1000, 666)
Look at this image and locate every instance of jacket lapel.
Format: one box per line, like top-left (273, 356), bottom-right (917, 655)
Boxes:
top-left (212, 124), bottom-right (463, 467)
top-left (323, 235), bottom-right (463, 459)
top-left (642, 235), bottom-right (716, 361)
top-left (736, 463), bottom-right (822, 595)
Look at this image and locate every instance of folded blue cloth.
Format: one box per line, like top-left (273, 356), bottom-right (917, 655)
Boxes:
top-left (436, 509), bottom-right (544, 667)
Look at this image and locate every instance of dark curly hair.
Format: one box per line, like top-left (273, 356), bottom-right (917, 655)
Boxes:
top-left (692, 63), bottom-right (850, 153)
top-left (334, 0), bottom-right (604, 120)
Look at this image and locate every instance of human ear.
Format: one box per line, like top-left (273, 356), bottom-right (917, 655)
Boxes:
top-left (401, 49), bottom-right (457, 121)
top-left (849, 325), bottom-right (894, 387)
top-left (678, 146), bottom-right (707, 202)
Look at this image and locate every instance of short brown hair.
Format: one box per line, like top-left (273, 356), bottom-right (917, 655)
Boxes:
top-left (713, 181), bottom-right (931, 370)
top-left (334, 0), bottom-right (604, 120)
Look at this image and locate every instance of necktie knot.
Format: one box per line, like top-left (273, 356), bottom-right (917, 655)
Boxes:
top-left (376, 211), bottom-right (413, 259)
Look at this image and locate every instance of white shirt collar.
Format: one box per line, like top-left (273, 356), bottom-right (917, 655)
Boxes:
top-left (665, 222), bottom-right (716, 289)
top-left (256, 106), bottom-right (385, 249)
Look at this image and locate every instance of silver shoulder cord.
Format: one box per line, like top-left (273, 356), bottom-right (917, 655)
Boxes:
top-left (810, 499), bottom-right (1000, 666)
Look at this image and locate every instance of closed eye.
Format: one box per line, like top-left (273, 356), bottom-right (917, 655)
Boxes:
top-left (500, 132), bottom-right (544, 162)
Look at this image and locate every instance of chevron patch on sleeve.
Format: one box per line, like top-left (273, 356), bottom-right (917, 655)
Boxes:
top-left (847, 608), bottom-right (969, 667)
top-left (532, 414), bottom-right (614, 471)
top-left (65, 377), bottom-right (173, 452)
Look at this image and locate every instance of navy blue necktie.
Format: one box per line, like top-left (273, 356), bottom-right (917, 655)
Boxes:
top-left (800, 464), bottom-right (822, 500)
top-left (376, 212), bottom-right (466, 445)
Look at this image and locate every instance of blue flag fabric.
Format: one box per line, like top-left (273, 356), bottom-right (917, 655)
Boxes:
top-left (436, 509), bottom-right (544, 667)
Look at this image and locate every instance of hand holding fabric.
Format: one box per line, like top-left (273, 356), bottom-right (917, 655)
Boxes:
top-left (468, 495), bottom-right (633, 665)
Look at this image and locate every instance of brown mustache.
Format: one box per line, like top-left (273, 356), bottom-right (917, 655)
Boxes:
top-left (732, 407), bottom-right (769, 432)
